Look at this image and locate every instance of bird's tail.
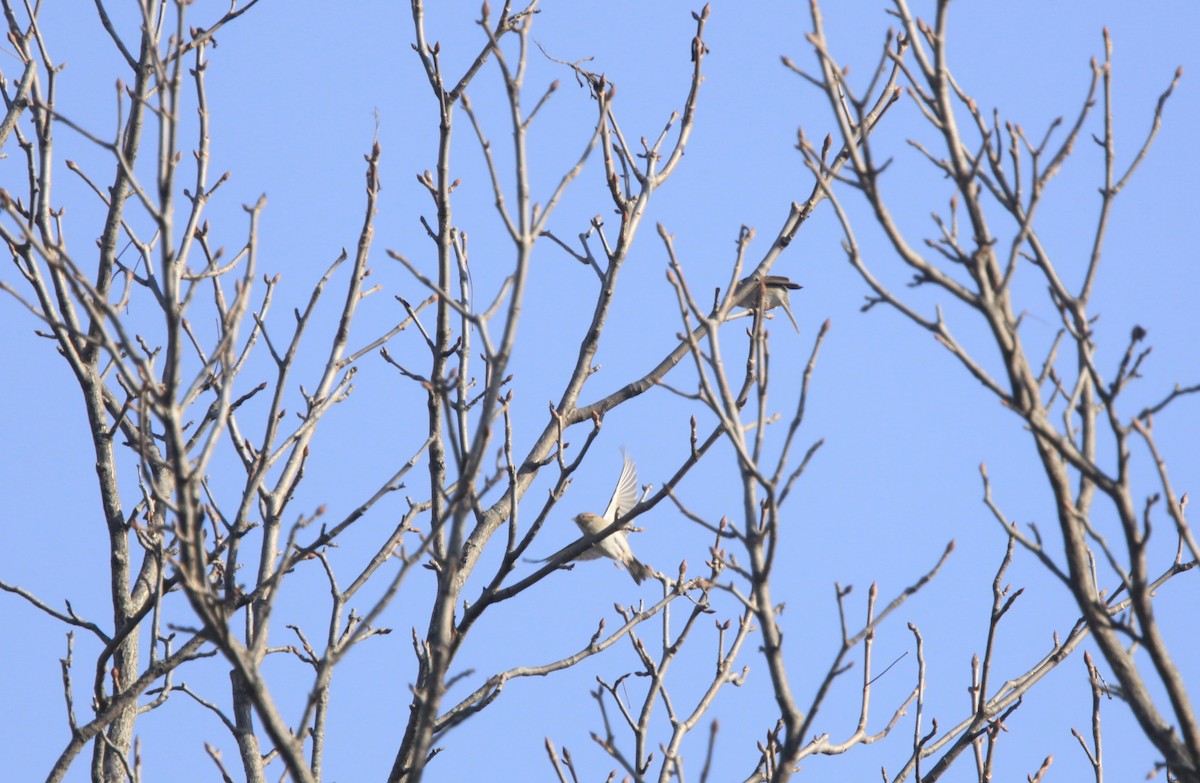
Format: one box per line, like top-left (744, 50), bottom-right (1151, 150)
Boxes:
top-left (781, 301), bottom-right (800, 333)
top-left (626, 558), bottom-right (653, 585)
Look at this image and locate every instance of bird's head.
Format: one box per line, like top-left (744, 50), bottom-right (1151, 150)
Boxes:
top-left (573, 512), bottom-right (604, 531)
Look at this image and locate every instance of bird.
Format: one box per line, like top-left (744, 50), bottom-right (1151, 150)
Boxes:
top-left (538, 451), bottom-right (652, 584)
top-left (733, 274), bottom-right (802, 332)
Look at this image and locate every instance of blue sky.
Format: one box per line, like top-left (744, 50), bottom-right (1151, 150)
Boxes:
top-left (3, 2), bottom-right (1199, 781)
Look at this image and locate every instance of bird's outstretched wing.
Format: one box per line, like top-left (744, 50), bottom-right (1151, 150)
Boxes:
top-left (764, 275), bottom-right (802, 292)
top-left (601, 451), bottom-right (639, 523)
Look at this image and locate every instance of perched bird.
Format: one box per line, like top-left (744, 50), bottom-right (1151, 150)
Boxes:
top-left (734, 274), bottom-right (802, 332)
top-left (539, 451), bottom-right (652, 584)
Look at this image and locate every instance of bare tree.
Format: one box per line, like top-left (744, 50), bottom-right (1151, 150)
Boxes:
top-left (786, 0), bottom-right (1195, 780)
top-left (1, 2), bottom-right (1193, 783)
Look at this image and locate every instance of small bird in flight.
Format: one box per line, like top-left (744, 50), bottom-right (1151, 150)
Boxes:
top-left (734, 274), bottom-right (802, 332)
top-left (539, 451), bottom-right (652, 584)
